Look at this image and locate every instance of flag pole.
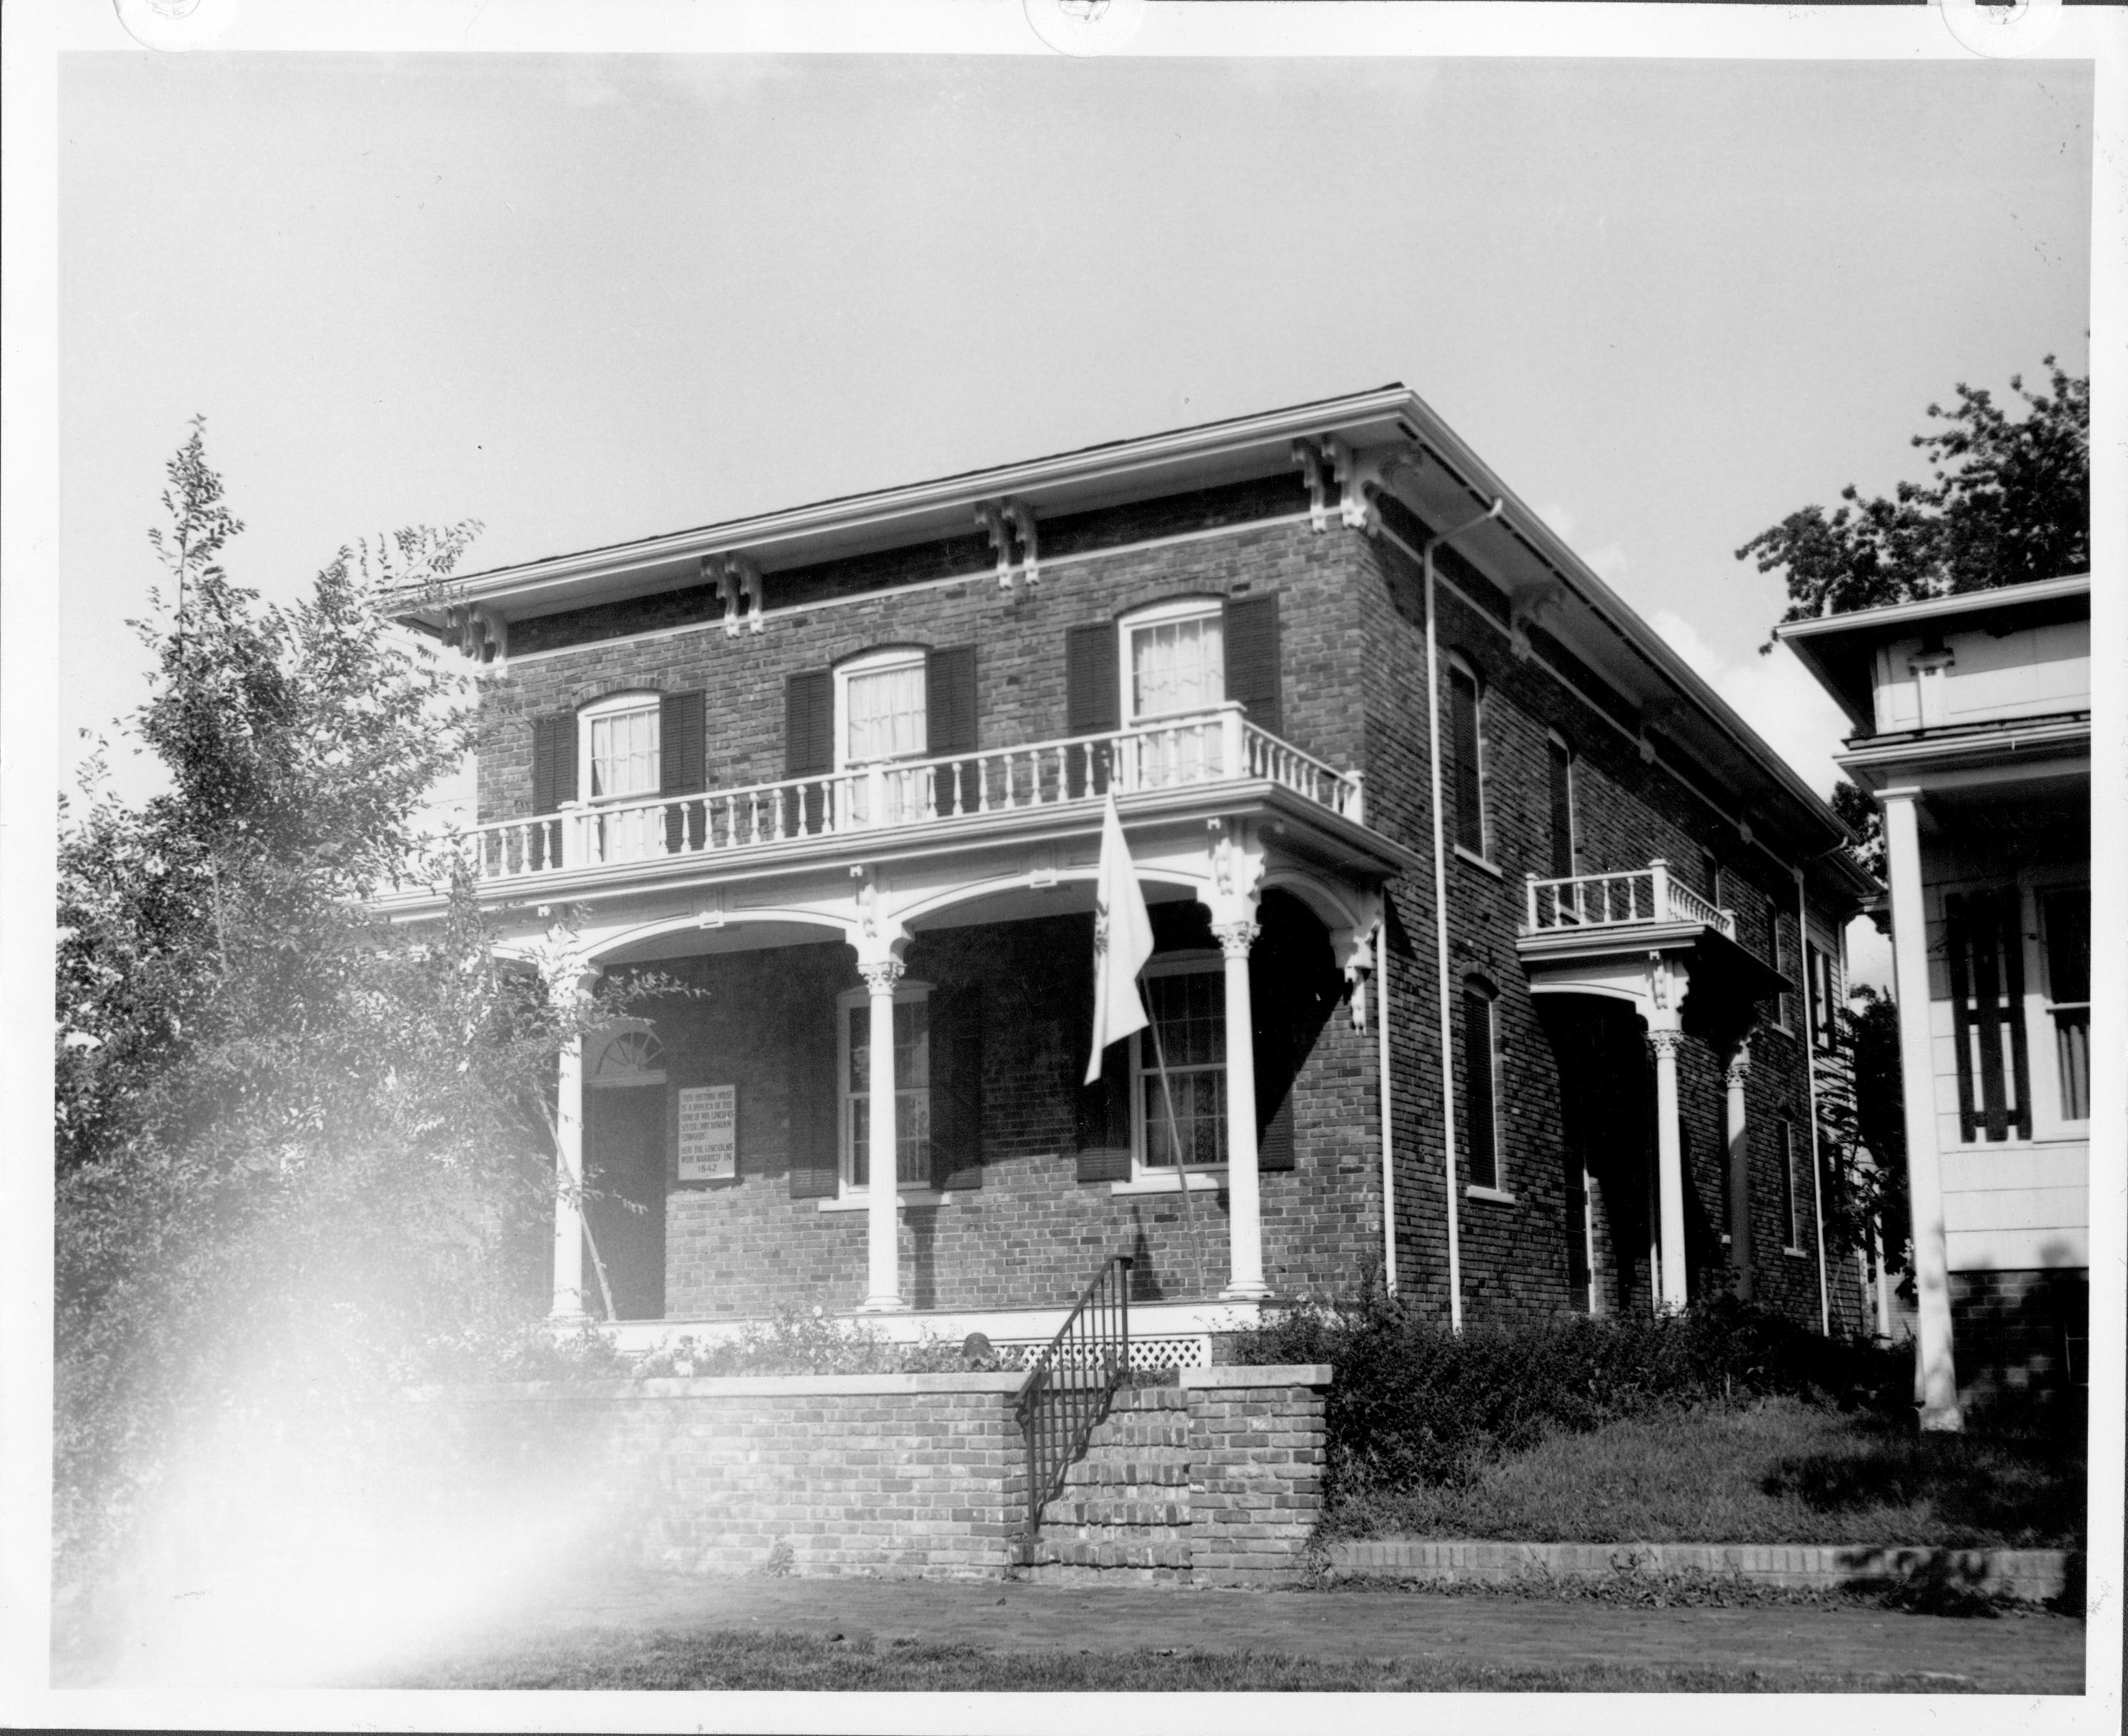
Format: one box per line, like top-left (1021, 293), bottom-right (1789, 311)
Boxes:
top-left (1145, 1004), bottom-right (1207, 1300)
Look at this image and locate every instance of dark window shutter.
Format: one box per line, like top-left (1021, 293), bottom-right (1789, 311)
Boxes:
top-left (926, 646), bottom-right (978, 817)
top-left (1223, 594), bottom-right (1281, 738)
top-left (1449, 666), bottom-right (1485, 857)
top-left (787, 993), bottom-right (840, 1198)
top-left (1069, 918), bottom-right (1133, 1179)
top-left (660, 690), bottom-right (707, 854)
top-left (928, 986), bottom-right (984, 1191)
top-left (660, 692), bottom-right (706, 794)
top-left (1547, 738), bottom-right (1576, 880)
top-left (1074, 1054), bottom-right (1133, 1183)
top-left (1462, 986), bottom-right (1496, 1189)
top-left (532, 713), bottom-right (577, 813)
top-left (785, 671), bottom-right (834, 777)
top-left (1065, 623), bottom-right (1120, 734)
top-left (925, 645), bottom-right (977, 755)
top-left (1065, 623), bottom-right (1120, 799)
top-left (784, 670), bottom-right (834, 836)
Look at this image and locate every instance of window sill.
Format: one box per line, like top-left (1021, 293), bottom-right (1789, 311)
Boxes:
top-left (817, 1189), bottom-right (953, 1214)
top-left (1110, 1170), bottom-right (1223, 1196)
top-left (1782, 1246), bottom-right (1808, 1259)
top-left (1453, 844), bottom-right (1504, 879)
top-left (1464, 1184), bottom-right (1517, 1205)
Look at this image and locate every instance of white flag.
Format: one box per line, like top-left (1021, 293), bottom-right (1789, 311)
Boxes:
top-left (1085, 792), bottom-right (1154, 1084)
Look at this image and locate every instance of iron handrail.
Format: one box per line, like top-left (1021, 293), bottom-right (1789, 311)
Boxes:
top-left (1013, 1254), bottom-right (1132, 1565)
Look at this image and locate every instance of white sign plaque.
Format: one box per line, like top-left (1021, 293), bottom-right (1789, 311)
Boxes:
top-left (677, 1084), bottom-right (736, 1181)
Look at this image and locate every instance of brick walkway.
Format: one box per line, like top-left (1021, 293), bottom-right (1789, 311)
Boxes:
top-left (437, 1568), bottom-right (2086, 1695)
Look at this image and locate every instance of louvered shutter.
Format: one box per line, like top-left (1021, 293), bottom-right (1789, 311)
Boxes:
top-left (784, 669), bottom-right (834, 836)
top-left (925, 645), bottom-right (978, 816)
top-left (1065, 622), bottom-right (1119, 800)
top-left (531, 714), bottom-right (577, 871)
top-left (660, 690), bottom-right (706, 854)
top-left (928, 985), bottom-right (984, 1191)
top-left (1068, 914), bottom-right (1134, 1179)
top-left (787, 992), bottom-right (840, 1199)
top-left (1223, 594), bottom-right (1281, 738)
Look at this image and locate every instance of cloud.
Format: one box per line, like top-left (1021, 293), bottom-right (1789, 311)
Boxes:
top-left (1646, 609), bottom-right (1852, 801)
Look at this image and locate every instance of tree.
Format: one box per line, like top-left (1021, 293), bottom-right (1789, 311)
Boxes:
top-left (1814, 987), bottom-right (1911, 1300)
top-left (1739, 357), bottom-right (2089, 626)
top-left (1740, 358), bottom-right (2088, 879)
top-left (52, 426), bottom-right (667, 1619)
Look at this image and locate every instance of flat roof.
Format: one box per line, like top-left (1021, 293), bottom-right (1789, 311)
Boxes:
top-left (1773, 573), bottom-right (2089, 731)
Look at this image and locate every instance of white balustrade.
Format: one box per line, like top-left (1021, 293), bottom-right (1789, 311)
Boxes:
top-left (1524, 862), bottom-right (1738, 939)
top-left (454, 703), bottom-right (1366, 884)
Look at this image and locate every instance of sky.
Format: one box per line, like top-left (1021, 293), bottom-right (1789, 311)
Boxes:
top-left (53, 49), bottom-right (2096, 983)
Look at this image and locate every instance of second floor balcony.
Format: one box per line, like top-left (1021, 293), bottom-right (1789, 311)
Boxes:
top-left (448, 704), bottom-right (1369, 896)
top-left (1517, 859), bottom-right (1782, 1028)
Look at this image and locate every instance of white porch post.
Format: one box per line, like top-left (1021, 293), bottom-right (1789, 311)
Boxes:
top-left (1649, 1025), bottom-right (1689, 1315)
top-left (1881, 787), bottom-right (1961, 1430)
top-left (1726, 1046), bottom-right (1754, 1302)
top-left (550, 1028), bottom-right (588, 1320)
top-left (1214, 917), bottom-right (1269, 1301)
top-left (858, 954), bottom-right (908, 1312)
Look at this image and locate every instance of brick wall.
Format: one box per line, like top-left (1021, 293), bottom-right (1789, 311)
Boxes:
top-left (1949, 1269), bottom-right (2089, 1413)
top-left (436, 1365), bottom-right (1331, 1585)
top-left (1349, 529), bottom-right (1861, 1330)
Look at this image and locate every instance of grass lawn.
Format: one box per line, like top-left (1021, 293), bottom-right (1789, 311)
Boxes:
top-left (377, 1627), bottom-right (1985, 1693)
top-left (1330, 1396), bottom-right (2084, 1550)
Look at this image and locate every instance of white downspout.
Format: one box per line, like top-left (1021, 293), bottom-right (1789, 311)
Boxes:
top-left (1377, 914), bottom-right (1396, 1297)
top-left (1796, 862), bottom-right (1831, 1335)
top-left (1424, 498), bottom-right (1503, 1335)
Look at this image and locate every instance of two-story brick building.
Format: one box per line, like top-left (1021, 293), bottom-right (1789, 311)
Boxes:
top-left (384, 386), bottom-right (1876, 1363)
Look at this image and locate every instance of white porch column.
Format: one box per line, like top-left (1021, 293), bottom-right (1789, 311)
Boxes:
top-left (1725, 1047), bottom-right (1754, 1302)
top-left (857, 956), bottom-right (908, 1312)
top-left (1882, 787), bottom-right (1961, 1430)
top-left (1214, 917), bottom-right (1269, 1301)
top-left (1649, 1025), bottom-right (1689, 1315)
top-left (550, 1029), bottom-right (588, 1320)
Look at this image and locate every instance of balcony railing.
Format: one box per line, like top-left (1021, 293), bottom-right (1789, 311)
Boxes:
top-left (1524, 859), bottom-right (1736, 940)
top-left (461, 704), bottom-right (1364, 884)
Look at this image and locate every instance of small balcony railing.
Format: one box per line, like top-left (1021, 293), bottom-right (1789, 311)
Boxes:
top-left (1524, 859), bottom-right (1736, 940)
top-left (462, 703), bottom-right (1364, 884)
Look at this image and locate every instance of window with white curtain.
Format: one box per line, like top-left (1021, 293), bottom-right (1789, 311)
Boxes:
top-left (1123, 600), bottom-right (1224, 723)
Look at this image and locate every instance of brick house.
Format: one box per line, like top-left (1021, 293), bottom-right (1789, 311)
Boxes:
top-left (383, 385), bottom-right (1876, 1362)
top-left (1778, 574), bottom-right (2091, 1423)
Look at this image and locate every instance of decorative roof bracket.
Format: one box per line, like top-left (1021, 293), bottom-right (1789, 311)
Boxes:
top-left (975, 501), bottom-right (1014, 589)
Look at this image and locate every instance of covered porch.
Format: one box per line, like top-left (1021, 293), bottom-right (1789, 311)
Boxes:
top-left (377, 722), bottom-right (1416, 1352)
top-left (1519, 861), bottom-right (1786, 1315)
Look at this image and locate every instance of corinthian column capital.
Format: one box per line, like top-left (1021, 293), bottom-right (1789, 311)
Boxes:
top-left (859, 959), bottom-right (906, 996)
top-left (1213, 921), bottom-right (1261, 960)
top-left (1648, 1027), bottom-right (1686, 1061)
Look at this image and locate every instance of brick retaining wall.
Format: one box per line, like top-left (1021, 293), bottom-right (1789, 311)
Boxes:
top-left (435, 1364), bottom-right (1331, 1586)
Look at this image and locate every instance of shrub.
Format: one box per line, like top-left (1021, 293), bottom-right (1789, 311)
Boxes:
top-left (1228, 1293), bottom-right (1909, 1500)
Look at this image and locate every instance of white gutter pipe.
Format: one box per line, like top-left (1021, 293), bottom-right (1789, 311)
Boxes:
top-left (1377, 914), bottom-right (1396, 1297)
top-left (1424, 497), bottom-right (1504, 1335)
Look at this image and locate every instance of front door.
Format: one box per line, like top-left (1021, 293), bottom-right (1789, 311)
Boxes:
top-left (583, 1085), bottom-right (667, 1320)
